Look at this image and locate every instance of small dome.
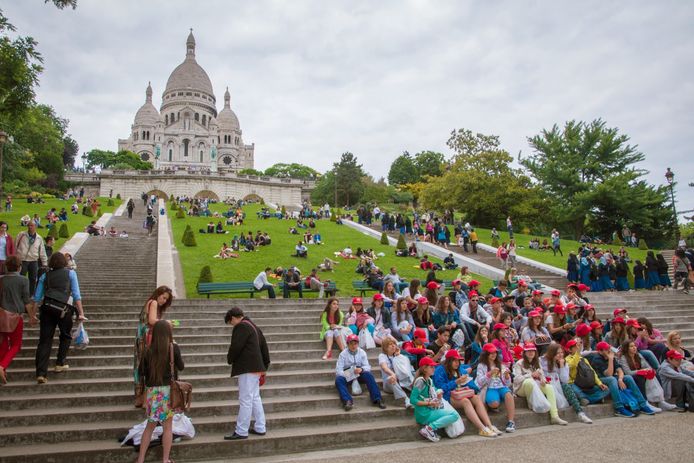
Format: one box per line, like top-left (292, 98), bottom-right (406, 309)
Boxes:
top-left (217, 86), bottom-right (239, 130)
top-left (164, 31), bottom-right (215, 97)
top-left (134, 82), bottom-right (161, 125)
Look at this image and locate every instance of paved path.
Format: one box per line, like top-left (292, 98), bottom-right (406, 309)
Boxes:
top-left (222, 412), bottom-right (694, 463)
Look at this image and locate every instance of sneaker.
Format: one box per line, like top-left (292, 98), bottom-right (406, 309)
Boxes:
top-left (479, 428), bottom-right (497, 438)
top-left (577, 412), bottom-right (593, 424)
top-left (614, 407), bottom-right (635, 418)
top-left (505, 421), bottom-right (516, 433)
top-left (550, 416), bottom-right (568, 426)
top-left (579, 398), bottom-right (590, 407)
top-left (404, 397), bottom-right (413, 409)
top-left (647, 403), bottom-right (662, 413)
top-left (639, 405), bottom-right (657, 415)
top-left (54, 364), bottom-right (70, 373)
top-left (36, 376), bottom-right (48, 384)
top-left (419, 425), bottom-right (440, 442)
top-left (343, 401), bottom-right (353, 411)
top-left (375, 399), bottom-right (387, 410)
top-left (658, 401), bottom-right (678, 412)
top-left (489, 425), bottom-right (503, 436)
top-left (321, 352), bottom-right (330, 360)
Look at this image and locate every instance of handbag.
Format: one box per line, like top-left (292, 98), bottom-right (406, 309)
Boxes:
top-left (169, 344), bottom-right (192, 412)
top-left (0, 278), bottom-right (22, 333)
top-left (450, 386), bottom-right (475, 400)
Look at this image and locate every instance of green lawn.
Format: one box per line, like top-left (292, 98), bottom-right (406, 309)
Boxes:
top-left (0, 197), bottom-right (122, 250)
top-left (170, 203), bottom-right (492, 298)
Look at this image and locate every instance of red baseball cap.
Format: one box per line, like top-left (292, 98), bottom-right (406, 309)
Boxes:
top-left (468, 290), bottom-right (479, 297)
top-left (451, 279), bottom-right (462, 286)
top-left (613, 308), bottom-right (627, 317)
top-left (578, 284), bottom-right (591, 292)
top-left (565, 302), bottom-right (577, 310)
top-left (417, 296), bottom-right (429, 305)
top-left (596, 341), bottom-right (611, 351)
top-left (626, 319), bottom-right (641, 329)
top-left (612, 317), bottom-right (626, 325)
top-left (565, 339), bottom-right (578, 349)
top-left (352, 297), bottom-right (363, 305)
top-left (346, 334), bottom-right (359, 343)
top-left (493, 323), bottom-right (507, 331)
top-left (445, 350), bottom-right (463, 360)
top-left (576, 323), bottom-right (591, 337)
top-left (584, 304), bottom-right (595, 311)
top-left (523, 342), bottom-right (537, 351)
top-left (426, 281), bottom-right (440, 290)
top-left (590, 321), bottom-right (603, 330)
top-left (468, 280), bottom-right (480, 287)
top-left (528, 310), bottom-right (542, 318)
top-left (490, 297), bottom-right (502, 304)
top-left (482, 343), bottom-right (497, 353)
top-left (567, 283), bottom-right (579, 290)
top-left (532, 290), bottom-right (544, 296)
top-left (550, 289), bottom-right (561, 297)
top-left (518, 280), bottom-right (528, 287)
top-left (553, 305), bottom-right (566, 315)
top-left (666, 350), bottom-right (685, 360)
top-left (419, 357), bottom-right (438, 368)
top-left (414, 328), bottom-right (428, 341)
top-left (372, 293), bottom-right (384, 301)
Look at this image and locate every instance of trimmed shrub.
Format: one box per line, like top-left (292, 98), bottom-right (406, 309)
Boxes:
top-left (170, 201), bottom-right (178, 211)
top-left (176, 208), bottom-right (185, 219)
top-left (198, 265), bottom-right (213, 284)
top-left (83, 207), bottom-right (93, 217)
top-left (330, 208), bottom-right (337, 222)
top-left (281, 205), bottom-right (286, 216)
top-left (107, 198), bottom-right (114, 206)
top-left (380, 232), bottom-right (389, 245)
top-left (182, 225), bottom-right (192, 244)
top-left (97, 208), bottom-right (103, 217)
top-left (183, 229), bottom-right (197, 247)
top-left (58, 223), bottom-right (69, 239)
top-left (116, 193), bottom-right (121, 200)
top-left (396, 233), bottom-right (407, 250)
top-left (260, 198), bottom-right (265, 205)
top-left (46, 226), bottom-right (58, 240)
top-left (169, 193), bottom-right (176, 202)
top-left (638, 238), bottom-right (648, 250)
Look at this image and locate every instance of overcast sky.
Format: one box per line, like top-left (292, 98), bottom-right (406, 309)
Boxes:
top-left (4, 0), bottom-right (694, 215)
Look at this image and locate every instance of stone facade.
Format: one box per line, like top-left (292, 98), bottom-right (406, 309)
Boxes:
top-left (118, 31), bottom-right (254, 172)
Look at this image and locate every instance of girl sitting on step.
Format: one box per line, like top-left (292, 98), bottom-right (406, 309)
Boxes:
top-left (475, 343), bottom-right (516, 433)
top-left (320, 297), bottom-right (345, 360)
top-left (411, 357), bottom-right (462, 442)
top-left (136, 320), bottom-right (184, 463)
top-left (540, 343), bottom-right (593, 424)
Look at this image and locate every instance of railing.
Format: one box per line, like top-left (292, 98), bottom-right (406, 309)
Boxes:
top-left (92, 169), bottom-right (316, 187)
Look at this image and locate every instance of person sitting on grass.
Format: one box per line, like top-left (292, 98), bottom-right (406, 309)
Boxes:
top-left (411, 356), bottom-right (462, 442)
top-left (293, 241), bottom-right (308, 258)
top-left (335, 334), bottom-right (385, 412)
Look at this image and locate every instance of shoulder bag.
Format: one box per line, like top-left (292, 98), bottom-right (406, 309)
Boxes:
top-left (0, 277), bottom-right (22, 334)
top-left (41, 271), bottom-right (76, 319)
top-left (169, 343), bottom-right (192, 412)
top-left (573, 358), bottom-right (596, 390)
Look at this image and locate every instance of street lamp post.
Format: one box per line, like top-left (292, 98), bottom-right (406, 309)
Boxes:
top-left (0, 130), bottom-right (8, 201)
top-left (665, 167), bottom-right (678, 241)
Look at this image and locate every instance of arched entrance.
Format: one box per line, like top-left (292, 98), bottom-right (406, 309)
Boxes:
top-left (146, 189), bottom-right (169, 199)
top-left (194, 190), bottom-right (220, 201)
top-left (243, 193), bottom-right (263, 203)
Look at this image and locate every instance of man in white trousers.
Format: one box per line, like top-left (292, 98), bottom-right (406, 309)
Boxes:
top-left (224, 307), bottom-right (270, 440)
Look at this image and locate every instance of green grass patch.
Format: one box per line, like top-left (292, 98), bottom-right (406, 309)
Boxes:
top-left (171, 204), bottom-right (492, 298)
top-left (0, 197), bottom-right (122, 250)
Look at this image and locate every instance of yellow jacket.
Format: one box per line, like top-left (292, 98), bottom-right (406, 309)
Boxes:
top-left (566, 352), bottom-right (603, 387)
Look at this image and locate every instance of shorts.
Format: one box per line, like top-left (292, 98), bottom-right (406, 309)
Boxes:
top-left (146, 385), bottom-right (173, 423)
top-left (485, 386), bottom-right (511, 406)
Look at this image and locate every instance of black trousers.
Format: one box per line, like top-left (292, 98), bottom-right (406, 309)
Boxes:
top-left (127, 208), bottom-right (133, 218)
top-left (35, 305), bottom-right (74, 377)
top-left (670, 379), bottom-right (694, 411)
top-left (21, 260), bottom-right (39, 296)
top-left (283, 284), bottom-right (303, 298)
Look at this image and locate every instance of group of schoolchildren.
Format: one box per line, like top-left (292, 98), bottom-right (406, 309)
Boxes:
top-left (319, 279), bottom-right (694, 442)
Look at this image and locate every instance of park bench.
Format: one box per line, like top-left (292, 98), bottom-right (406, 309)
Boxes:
top-left (352, 281), bottom-right (379, 297)
top-left (279, 281), bottom-right (339, 296)
top-left (197, 282), bottom-right (258, 298)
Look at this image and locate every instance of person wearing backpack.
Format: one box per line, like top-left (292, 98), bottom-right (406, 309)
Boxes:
top-left (584, 341), bottom-right (658, 417)
top-left (136, 320), bottom-right (184, 463)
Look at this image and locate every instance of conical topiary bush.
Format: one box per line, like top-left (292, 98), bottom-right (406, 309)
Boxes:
top-left (58, 223), bottom-right (69, 239)
top-left (380, 232), bottom-right (389, 245)
top-left (198, 265), bottom-right (213, 284)
top-left (396, 233), bottom-right (407, 250)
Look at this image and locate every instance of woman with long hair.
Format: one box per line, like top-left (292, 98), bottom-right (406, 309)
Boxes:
top-left (577, 304), bottom-right (599, 324)
top-left (490, 323), bottom-right (513, 367)
top-left (656, 253), bottom-right (672, 289)
top-left (412, 296), bottom-right (436, 340)
top-left (633, 259), bottom-right (646, 290)
top-left (512, 343), bottom-right (568, 425)
top-left (134, 286), bottom-right (173, 400)
top-left (433, 350), bottom-right (500, 437)
top-left (645, 251), bottom-right (661, 290)
top-left (401, 278), bottom-right (421, 309)
top-left (475, 343), bottom-right (516, 432)
top-left (432, 296), bottom-right (463, 347)
top-left (136, 320), bottom-right (184, 463)
top-left (603, 317), bottom-right (627, 348)
top-left (634, 317), bottom-right (668, 362)
top-left (320, 297), bottom-right (344, 360)
top-left (520, 310), bottom-right (551, 354)
top-left (0, 221), bottom-right (16, 275)
top-left (381, 280), bottom-right (400, 309)
top-left (618, 340), bottom-right (672, 412)
top-left (469, 326), bottom-right (489, 367)
top-left (390, 297), bottom-right (414, 341)
top-left (547, 305), bottom-right (575, 344)
top-left (541, 343), bottom-right (593, 423)
top-left (673, 249), bottom-right (692, 293)
top-left (410, 357), bottom-right (461, 442)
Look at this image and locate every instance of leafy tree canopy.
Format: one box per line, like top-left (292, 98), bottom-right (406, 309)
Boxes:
top-left (263, 162), bottom-right (320, 180)
top-left (86, 149), bottom-right (153, 170)
top-left (238, 168), bottom-right (264, 176)
top-left (387, 152), bottom-right (418, 186)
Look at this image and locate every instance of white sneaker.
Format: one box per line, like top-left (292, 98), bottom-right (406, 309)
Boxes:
top-left (577, 412), bottom-right (593, 424)
top-left (404, 397), bottom-right (413, 409)
top-left (550, 416), bottom-right (568, 425)
top-left (419, 425), bottom-right (440, 442)
top-left (489, 425), bottom-right (503, 436)
top-left (659, 401), bottom-right (678, 411)
top-left (648, 403), bottom-right (662, 413)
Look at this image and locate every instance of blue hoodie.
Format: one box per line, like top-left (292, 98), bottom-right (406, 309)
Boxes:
top-left (433, 363), bottom-right (480, 401)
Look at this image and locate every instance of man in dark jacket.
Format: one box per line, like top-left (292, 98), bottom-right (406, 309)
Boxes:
top-left (224, 307), bottom-right (270, 440)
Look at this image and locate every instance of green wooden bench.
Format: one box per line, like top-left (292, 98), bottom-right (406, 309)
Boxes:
top-left (279, 281), bottom-right (339, 296)
top-left (197, 282), bottom-right (259, 298)
top-left (352, 281), bottom-right (379, 297)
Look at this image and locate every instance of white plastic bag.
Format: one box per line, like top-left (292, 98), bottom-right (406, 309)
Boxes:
top-left (351, 379), bottom-right (363, 395)
top-left (71, 322), bottom-right (89, 350)
top-left (527, 381), bottom-right (551, 414)
top-left (441, 399), bottom-right (465, 438)
top-left (451, 330), bottom-right (465, 348)
top-left (359, 328), bottom-right (376, 350)
top-left (339, 327), bottom-right (353, 346)
top-left (645, 378), bottom-right (665, 403)
top-left (391, 354), bottom-right (415, 389)
top-left (549, 379), bottom-right (570, 409)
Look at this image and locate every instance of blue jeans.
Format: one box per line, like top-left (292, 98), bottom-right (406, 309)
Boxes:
top-left (335, 371), bottom-right (382, 403)
top-left (573, 376), bottom-right (647, 410)
top-left (570, 383), bottom-right (610, 405)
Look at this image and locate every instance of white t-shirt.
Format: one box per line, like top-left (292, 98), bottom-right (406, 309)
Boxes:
top-left (401, 287), bottom-right (420, 299)
top-left (378, 353), bottom-right (394, 381)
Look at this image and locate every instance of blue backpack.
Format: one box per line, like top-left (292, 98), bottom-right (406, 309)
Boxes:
top-left (619, 388), bottom-right (640, 412)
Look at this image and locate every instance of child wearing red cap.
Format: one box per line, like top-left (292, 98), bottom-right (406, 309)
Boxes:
top-left (412, 297), bottom-right (436, 341)
top-left (475, 343), bottom-right (516, 432)
top-left (390, 297), bottom-right (415, 342)
top-left (658, 350), bottom-right (694, 411)
top-left (619, 340), bottom-right (674, 411)
top-left (490, 323), bottom-right (514, 367)
top-left (410, 357), bottom-right (462, 442)
top-left (512, 343), bottom-right (568, 425)
top-left (520, 310), bottom-right (551, 354)
top-left (541, 343), bottom-right (593, 424)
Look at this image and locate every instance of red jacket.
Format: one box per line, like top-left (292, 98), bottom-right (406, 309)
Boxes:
top-left (1, 233), bottom-right (15, 259)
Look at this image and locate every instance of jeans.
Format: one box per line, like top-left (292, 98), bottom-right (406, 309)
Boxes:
top-left (35, 305), bottom-right (74, 377)
top-left (283, 284), bottom-right (303, 298)
top-left (668, 378), bottom-right (694, 411)
top-left (235, 373), bottom-right (266, 436)
top-left (335, 371), bottom-right (381, 403)
top-left (258, 284), bottom-right (276, 299)
top-left (570, 383), bottom-right (610, 405)
top-left (21, 260), bottom-right (40, 296)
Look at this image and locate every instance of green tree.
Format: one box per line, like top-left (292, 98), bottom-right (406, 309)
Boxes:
top-left (62, 134), bottom-right (78, 168)
top-left (380, 232), bottom-right (389, 245)
top-left (238, 168), bottom-right (264, 176)
top-left (86, 149), bottom-right (153, 170)
top-left (396, 233), bottom-right (407, 250)
top-left (198, 265), bottom-right (213, 284)
top-left (311, 153), bottom-right (366, 207)
top-left (388, 152), bottom-right (419, 186)
top-left (522, 119), bottom-right (676, 242)
top-left (264, 163), bottom-right (320, 180)
top-left (58, 223), bottom-right (69, 238)
top-left (413, 151), bottom-right (446, 178)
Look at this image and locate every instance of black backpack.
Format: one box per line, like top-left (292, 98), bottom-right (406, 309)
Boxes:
top-left (574, 358), bottom-right (596, 390)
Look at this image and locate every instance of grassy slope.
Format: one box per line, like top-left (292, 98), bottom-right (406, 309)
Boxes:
top-left (170, 203), bottom-right (492, 299)
top-left (0, 197), bottom-right (122, 250)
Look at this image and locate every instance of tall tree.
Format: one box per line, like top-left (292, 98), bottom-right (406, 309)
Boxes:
top-left (522, 119), bottom-right (675, 242)
top-left (263, 162), bottom-right (319, 180)
top-left (387, 151), bottom-right (419, 185)
top-left (62, 134), bottom-right (78, 168)
top-left (413, 150), bottom-right (446, 178)
top-left (85, 149), bottom-right (152, 170)
top-left (311, 152), bottom-right (366, 206)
